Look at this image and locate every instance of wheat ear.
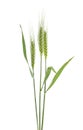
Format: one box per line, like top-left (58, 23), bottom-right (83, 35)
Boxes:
top-left (43, 31), bottom-right (47, 58)
top-left (30, 37), bottom-right (35, 69)
top-left (38, 25), bottom-right (44, 55)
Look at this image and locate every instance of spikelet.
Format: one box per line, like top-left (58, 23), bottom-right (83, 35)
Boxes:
top-left (44, 31), bottom-right (47, 58)
top-left (38, 25), bottom-right (44, 55)
top-left (30, 37), bottom-right (35, 69)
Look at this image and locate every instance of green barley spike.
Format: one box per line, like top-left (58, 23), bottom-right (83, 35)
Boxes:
top-left (38, 25), bottom-right (44, 55)
top-left (44, 31), bottom-right (47, 58)
top-left (30, 38), bottom-right (35, 69)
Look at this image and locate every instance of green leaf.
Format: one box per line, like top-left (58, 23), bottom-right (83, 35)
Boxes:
top-left (46, 57), bottom-right (74, 92)
top-left (41, 66), bottom-right (56, 91)
top-left (51, 67), bottom-right (56, 73)
top-left (20, 25), bottom-right (33, 78)
top-left (44, 66), bottom-right (56, 84)
top-left (20, 25), bottom-right (28, 62)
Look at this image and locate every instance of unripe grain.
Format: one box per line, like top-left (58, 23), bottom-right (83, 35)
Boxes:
top-left (44, 31), bottom-right (47, 58)
top-left (30, 38), bottom-right (35, 69)
top-left (38, 26), bottom-right (44, 55)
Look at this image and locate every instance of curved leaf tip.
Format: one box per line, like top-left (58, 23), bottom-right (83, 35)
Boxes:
top-left (41, 66), bottom-right (56, 91)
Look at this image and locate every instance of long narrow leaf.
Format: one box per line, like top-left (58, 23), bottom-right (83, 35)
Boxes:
top-left (41, 66), bottom-right (56, 91)
top-left (20, 25), bottom-right (33, 77)
top-left (20, 25), bottom-right (28, 62)
top-left (46, 57), bottom-right (74, 92)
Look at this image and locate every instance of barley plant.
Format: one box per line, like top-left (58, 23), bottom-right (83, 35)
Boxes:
top-left (20, 17), bottom-right (73, 130)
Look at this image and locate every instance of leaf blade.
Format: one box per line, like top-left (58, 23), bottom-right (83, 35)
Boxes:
top-left (20, 25), bottom-right (33, 77)
top-left (20, 25), bottom-right (28, 62)
top-left (46, 57), bottom-right (74, 92)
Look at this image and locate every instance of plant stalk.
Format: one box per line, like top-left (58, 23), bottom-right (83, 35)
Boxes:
top-left (33, 70), bottom-right (38, 130)
top-left (41, 58), bottom-right (47, 130)
top-left (39, 55), bottom-right (42, 130)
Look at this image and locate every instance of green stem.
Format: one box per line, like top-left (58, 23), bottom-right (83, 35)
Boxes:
top-left (41, 58), bottom-right (47, 130)
top-left (39, 55), bottom-right (42, 130)
top-left (33, 70), bottom-right (38, 130)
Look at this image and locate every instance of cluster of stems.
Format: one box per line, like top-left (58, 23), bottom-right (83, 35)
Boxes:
top-left (29, 21), bottom-right (48, 130)
top-left (20, 17), bottom-right (73, 130)
top-left (20, 21), bottom-right (48, 130)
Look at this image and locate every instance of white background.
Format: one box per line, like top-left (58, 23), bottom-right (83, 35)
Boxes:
top-left (0, 0), bottom-right (83, 130)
